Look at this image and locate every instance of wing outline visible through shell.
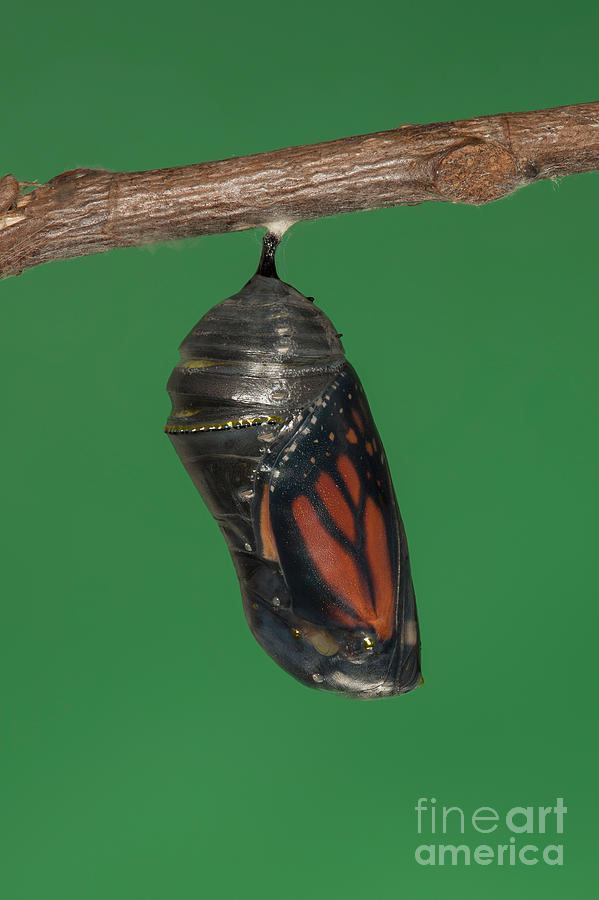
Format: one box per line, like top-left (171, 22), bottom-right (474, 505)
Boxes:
top-left (254, 363), bottom-right (403, 643)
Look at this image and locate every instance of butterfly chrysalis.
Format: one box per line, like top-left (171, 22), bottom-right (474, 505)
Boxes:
top-left (166, 235), bottom-right (422, 698)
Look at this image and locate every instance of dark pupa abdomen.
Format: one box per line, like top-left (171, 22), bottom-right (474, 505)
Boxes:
top-left (166, 236), bottom-right (422, 698)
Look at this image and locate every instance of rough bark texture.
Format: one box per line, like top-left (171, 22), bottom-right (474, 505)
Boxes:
top-left (1, 102), bottom-right (598, 279)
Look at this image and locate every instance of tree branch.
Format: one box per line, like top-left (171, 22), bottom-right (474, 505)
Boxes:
top-left (1, 102), bottom-right (598, 279)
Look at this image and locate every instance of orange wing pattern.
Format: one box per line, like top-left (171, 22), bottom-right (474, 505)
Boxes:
top-left (258, 483), bottom-right (279, 563)
top-left (292, 486), bottom-right (395, 640)
top-left (255, 364), bottom-right (401, 642)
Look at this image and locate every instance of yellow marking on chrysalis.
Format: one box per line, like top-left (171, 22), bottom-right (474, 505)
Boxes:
top-left (418, 674), bottom-right (425, 686)
top-left (181, 359), bottom-right (227, 368)
top-left (165, 415), bottom-right (285, 434)
top-left (291, 628), bottom-right (301, 639)
top-left (173, 408), bottom-right (202, 418)
top-left (363, 636), bottom-right (375, 651)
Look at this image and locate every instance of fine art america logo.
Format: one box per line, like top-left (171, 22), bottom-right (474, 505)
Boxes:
top-left (414, 798), bottom-right (566, 867)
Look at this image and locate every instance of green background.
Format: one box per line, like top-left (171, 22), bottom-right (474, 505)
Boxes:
top-left (1, 1), bottom-right (597, 897)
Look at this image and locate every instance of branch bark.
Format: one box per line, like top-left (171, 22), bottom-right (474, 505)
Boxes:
top-left (1, 102), bottom-right (598, 279)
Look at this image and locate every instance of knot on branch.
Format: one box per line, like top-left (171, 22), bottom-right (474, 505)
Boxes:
top-left (433, 139), bottom-right (519, 205)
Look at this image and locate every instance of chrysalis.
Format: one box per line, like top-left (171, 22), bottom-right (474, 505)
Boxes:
top-left (166, 235), bottom-right (422, 698)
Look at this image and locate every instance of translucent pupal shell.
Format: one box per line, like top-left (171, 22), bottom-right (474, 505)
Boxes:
top-left (166, 251), bottom-right (422, 698)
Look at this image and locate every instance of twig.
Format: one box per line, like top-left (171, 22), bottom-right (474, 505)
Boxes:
top-left (1, 102), bottom-right (598, 279)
